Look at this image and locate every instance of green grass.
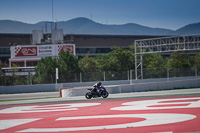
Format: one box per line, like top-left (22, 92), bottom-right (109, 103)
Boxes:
top-left (0, 97), bottom-right (60, 102)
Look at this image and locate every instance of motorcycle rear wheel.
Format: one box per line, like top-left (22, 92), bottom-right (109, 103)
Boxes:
top-left (85, 92), bottom-right (92, 99)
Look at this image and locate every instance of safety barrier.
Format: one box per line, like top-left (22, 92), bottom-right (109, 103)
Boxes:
top-left (60, 78), bottom-right (200, 97)
top-left (1, 77), bottom-right (199, 94)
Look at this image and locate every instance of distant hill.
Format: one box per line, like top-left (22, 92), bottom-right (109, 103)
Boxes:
top-left (0, 17), bottom-right (199, 35)
top-left (173, 22), bottom-right (200, 35)
top-left (56, 17), bottom-right (173, 35)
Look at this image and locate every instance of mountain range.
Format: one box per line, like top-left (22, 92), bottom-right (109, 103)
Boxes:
top-left (0, 17), bottom-right (200, 35)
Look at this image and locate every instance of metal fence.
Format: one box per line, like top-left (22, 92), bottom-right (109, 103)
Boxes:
top-left (0, 67), bottom-right (200, 86)
top-left (143, 67), bottom-right (199, 79)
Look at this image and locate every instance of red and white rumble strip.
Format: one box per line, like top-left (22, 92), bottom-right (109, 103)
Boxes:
top-left (0, 95), bottom-right (200, 133)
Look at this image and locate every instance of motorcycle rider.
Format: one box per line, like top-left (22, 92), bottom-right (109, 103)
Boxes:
top-left (93, 82), bottom-right (102, 94)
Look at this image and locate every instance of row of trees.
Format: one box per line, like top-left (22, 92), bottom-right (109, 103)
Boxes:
top-left (33, 46), bottom-right (200, 84)
top-left (33, 47), bottom-right (135, 83)
top-left (1, 45), bottom-right (200, 85)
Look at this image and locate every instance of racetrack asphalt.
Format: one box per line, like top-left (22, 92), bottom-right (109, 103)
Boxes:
top-left (0, 88), bottom-right (200, 105)
top-left (1, 92), bottom-right (200, 133)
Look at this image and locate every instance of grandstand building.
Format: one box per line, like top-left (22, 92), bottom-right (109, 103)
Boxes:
top-left (0, 33), bottom-right (162, 66)
top-left (1, 31), bottom-right (199, 76)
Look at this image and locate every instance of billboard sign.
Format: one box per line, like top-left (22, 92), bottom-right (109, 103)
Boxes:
top-left (38, 45), bottom-right (53, 57)
top-left (15, 47), bottom-right (37, 57)
top-left (58, 45), bottom-right (74, 55)
top-left (11, 44), bottom-right (75, 58)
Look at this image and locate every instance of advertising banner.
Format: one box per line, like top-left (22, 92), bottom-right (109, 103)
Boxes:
top-left (38, 45), bottom-right (54, 57)
top-left (58, 45), bottom-right (74, 55)
top-left (11, 44), bottom-right (75, 58)
top-left (15, 47), bottom-right (37, 57)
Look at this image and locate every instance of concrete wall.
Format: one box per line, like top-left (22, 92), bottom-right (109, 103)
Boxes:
top-left (61, 78), bottom-right (200, 97)
top-left (0, 80), bottom-right (129, 94)
top-left (1, 76), bottom-right (200, 94)
top-left (62, 80), bottom-right (130, 88)
top-left (0, 84), bottom-right (63, 94)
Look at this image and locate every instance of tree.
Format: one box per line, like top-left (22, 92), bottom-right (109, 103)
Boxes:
top-left (194, 52), bottom-right (200, 68)
top-left (78, 56), bottom-right (101, 81)
top-left (78, 56), bottom-right (98, 72)
top-left (34, 51), bottom-right (79, 84)
top-left (143, 54), bottom-right (167, 78)
top-left (0, 63), bottom-right (8, 86)
top-left (34, 56), bottom-right (57, 84)
top-left (58, 51), bottom-right (79, 82)
top-left (95, 54), bottom-right (119, 71)
top-left (129, 43), bottom-right (140, 53)
top-left (143, 54), bottom-right (166, 69)
top-left (166, 52), bottom-right (191, 69)
top-left (109, 47), bottom-right (134, 71)
top-left (58, 51), bottom-right (79, 73)
top-left (166, 52), bottom-right (194, 77)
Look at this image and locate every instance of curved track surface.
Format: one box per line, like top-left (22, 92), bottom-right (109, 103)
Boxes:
top-left (0, 88), bottom-right (200, 133)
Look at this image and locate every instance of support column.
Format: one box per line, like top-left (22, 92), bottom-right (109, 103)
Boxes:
top-left (80, 72), bottom-right (82, 82)
top-left (130, 70), bottom-right (133, 84)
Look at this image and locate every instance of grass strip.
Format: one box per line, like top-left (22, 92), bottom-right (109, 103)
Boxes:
top-left (0, 97), bottom-right (59, 102)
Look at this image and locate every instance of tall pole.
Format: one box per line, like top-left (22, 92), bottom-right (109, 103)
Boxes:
top-left (56, 68), bottom-right (58, 84)
top-left (135, 40), bottom-right (138, 80)
top-left (52, 0), bottom-right (54, 23)
top-left (103, 71), bottom-right (106, 81)
top-left (52, 0), bottom-right (54, 30)
top-left (80, 73), bottom-right (82, 82)
top-left (130, 70), bottom-right (133, 84)
top-left (140, 53), bottom-right (143, 79)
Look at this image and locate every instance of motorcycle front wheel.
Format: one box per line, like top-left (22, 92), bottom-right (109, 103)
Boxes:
top-left (85, 92), bottom-right (92, 99)
top-left (102, 91), bottom-right (109, 98)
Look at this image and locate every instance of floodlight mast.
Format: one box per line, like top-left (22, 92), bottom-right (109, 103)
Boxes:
top-left (134, 35), bottom-right (200, 80)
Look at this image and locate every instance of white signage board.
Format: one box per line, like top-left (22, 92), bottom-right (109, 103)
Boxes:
top-left (10, 44), bottom-right (75, 58)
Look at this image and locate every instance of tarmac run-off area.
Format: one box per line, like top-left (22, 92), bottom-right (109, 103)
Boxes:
top-left (0, 93), bottom-right (200, 133)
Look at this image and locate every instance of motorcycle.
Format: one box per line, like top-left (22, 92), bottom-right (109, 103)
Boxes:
top-left (85, 86), bottom-right (109, 99)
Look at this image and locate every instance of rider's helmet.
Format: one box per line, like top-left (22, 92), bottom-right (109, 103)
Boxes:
top-left (97, 82), bottom-right (101, 86)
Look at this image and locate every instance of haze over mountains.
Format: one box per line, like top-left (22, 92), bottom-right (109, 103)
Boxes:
top-left (0, 17), bottom-right (199, 35)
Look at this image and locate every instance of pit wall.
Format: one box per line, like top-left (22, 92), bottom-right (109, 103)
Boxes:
top-left (61, 77), bottom-right (200, 97)
top-left (0, 76), bottom-right (199, 94)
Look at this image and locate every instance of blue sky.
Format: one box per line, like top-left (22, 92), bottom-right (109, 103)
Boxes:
top-left (0, 0), bottom-right (200, 30)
